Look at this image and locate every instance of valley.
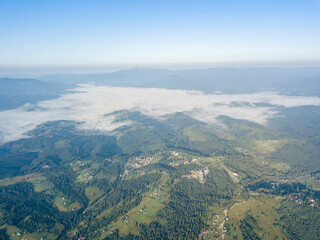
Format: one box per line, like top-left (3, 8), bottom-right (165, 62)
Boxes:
top-left (0, 109), bottom-right (319, 239)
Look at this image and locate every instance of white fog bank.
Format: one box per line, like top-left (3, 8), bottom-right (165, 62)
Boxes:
top-left (1, 84), bottom-right (320, 144)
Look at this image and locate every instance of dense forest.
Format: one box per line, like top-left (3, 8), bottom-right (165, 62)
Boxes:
top-left (0, 111), bottom-right (320, 239)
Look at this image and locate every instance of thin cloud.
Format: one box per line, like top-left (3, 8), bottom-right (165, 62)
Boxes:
top-left (1, 85), bottom-right (320, 144)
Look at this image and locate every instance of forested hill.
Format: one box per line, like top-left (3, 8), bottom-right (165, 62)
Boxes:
top-left (0, 112), bottom-right (320, 239)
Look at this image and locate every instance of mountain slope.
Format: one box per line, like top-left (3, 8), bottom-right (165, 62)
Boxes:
top-left (0, 78), bottom-right (72, 110)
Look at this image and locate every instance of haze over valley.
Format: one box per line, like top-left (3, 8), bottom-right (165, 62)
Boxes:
top-left (1, 1), bottom-right (320, 239)
top-left (1, 79), bottom-right (320, 145)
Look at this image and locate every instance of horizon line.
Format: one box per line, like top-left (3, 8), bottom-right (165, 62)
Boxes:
top-left (1, 59), bottom-right (320, 69)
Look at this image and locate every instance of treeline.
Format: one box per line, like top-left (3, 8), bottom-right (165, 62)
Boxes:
top-left (0, 121), bottom-right (122, 179)
top-left (278, 200), bottom-right (320, 240)
top-left (0, 229), bottom-right (10, 240)
top-left (272, 140), bottom-right (320, 170)
top-left (47, 168), bottom-right (88, 206)
top-left (0, 182), bottom-right (80, 237)
top-left (249, 181), bottom-right (306, 194)
top-left (77, 172), bottom-right (162, 238)
top-left (239, 215), bottom-right (262, 240)
top-left (248, 180), bottom-right (320, 202)
top-left (107, 168), bottom-right (236, 239)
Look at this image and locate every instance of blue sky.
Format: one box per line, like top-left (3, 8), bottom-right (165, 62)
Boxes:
top-left (0, 0), bottom-right (320, 66)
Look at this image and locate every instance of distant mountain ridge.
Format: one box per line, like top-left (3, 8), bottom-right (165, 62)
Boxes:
top-left (39, 67), bottom-right (320, 96)
top-left (1, 67), bottom-right (320, 111)
top-left (0, 78), bottom-right (72, 110)
top-left (0, 78), bottom-right (71, 95)
top-left (277, 75), bottom-right (320, 96)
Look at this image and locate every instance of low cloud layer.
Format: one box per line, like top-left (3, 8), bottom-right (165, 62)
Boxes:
top-left (1, 84), bottom-right (320, 144)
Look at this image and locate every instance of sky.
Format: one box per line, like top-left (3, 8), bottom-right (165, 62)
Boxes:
top-left (1, 85), bottom-right (320, 144)
top-left (0, 0), bottom-right (320, 66)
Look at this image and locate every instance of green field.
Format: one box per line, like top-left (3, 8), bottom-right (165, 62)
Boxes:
top-left (0, 113), bottom-right (319, 239)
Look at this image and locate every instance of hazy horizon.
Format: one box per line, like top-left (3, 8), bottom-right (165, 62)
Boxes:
top-left (1, 61), bottom-right (320, 79)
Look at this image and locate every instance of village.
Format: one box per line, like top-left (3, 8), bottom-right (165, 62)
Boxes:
top-left (126, 153), bottom-right (160, 170)
top-left (287, 194), bottom-right (317, 207)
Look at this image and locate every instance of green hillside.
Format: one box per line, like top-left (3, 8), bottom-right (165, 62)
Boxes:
top-left (0, 112), bottom-right (319, 239)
